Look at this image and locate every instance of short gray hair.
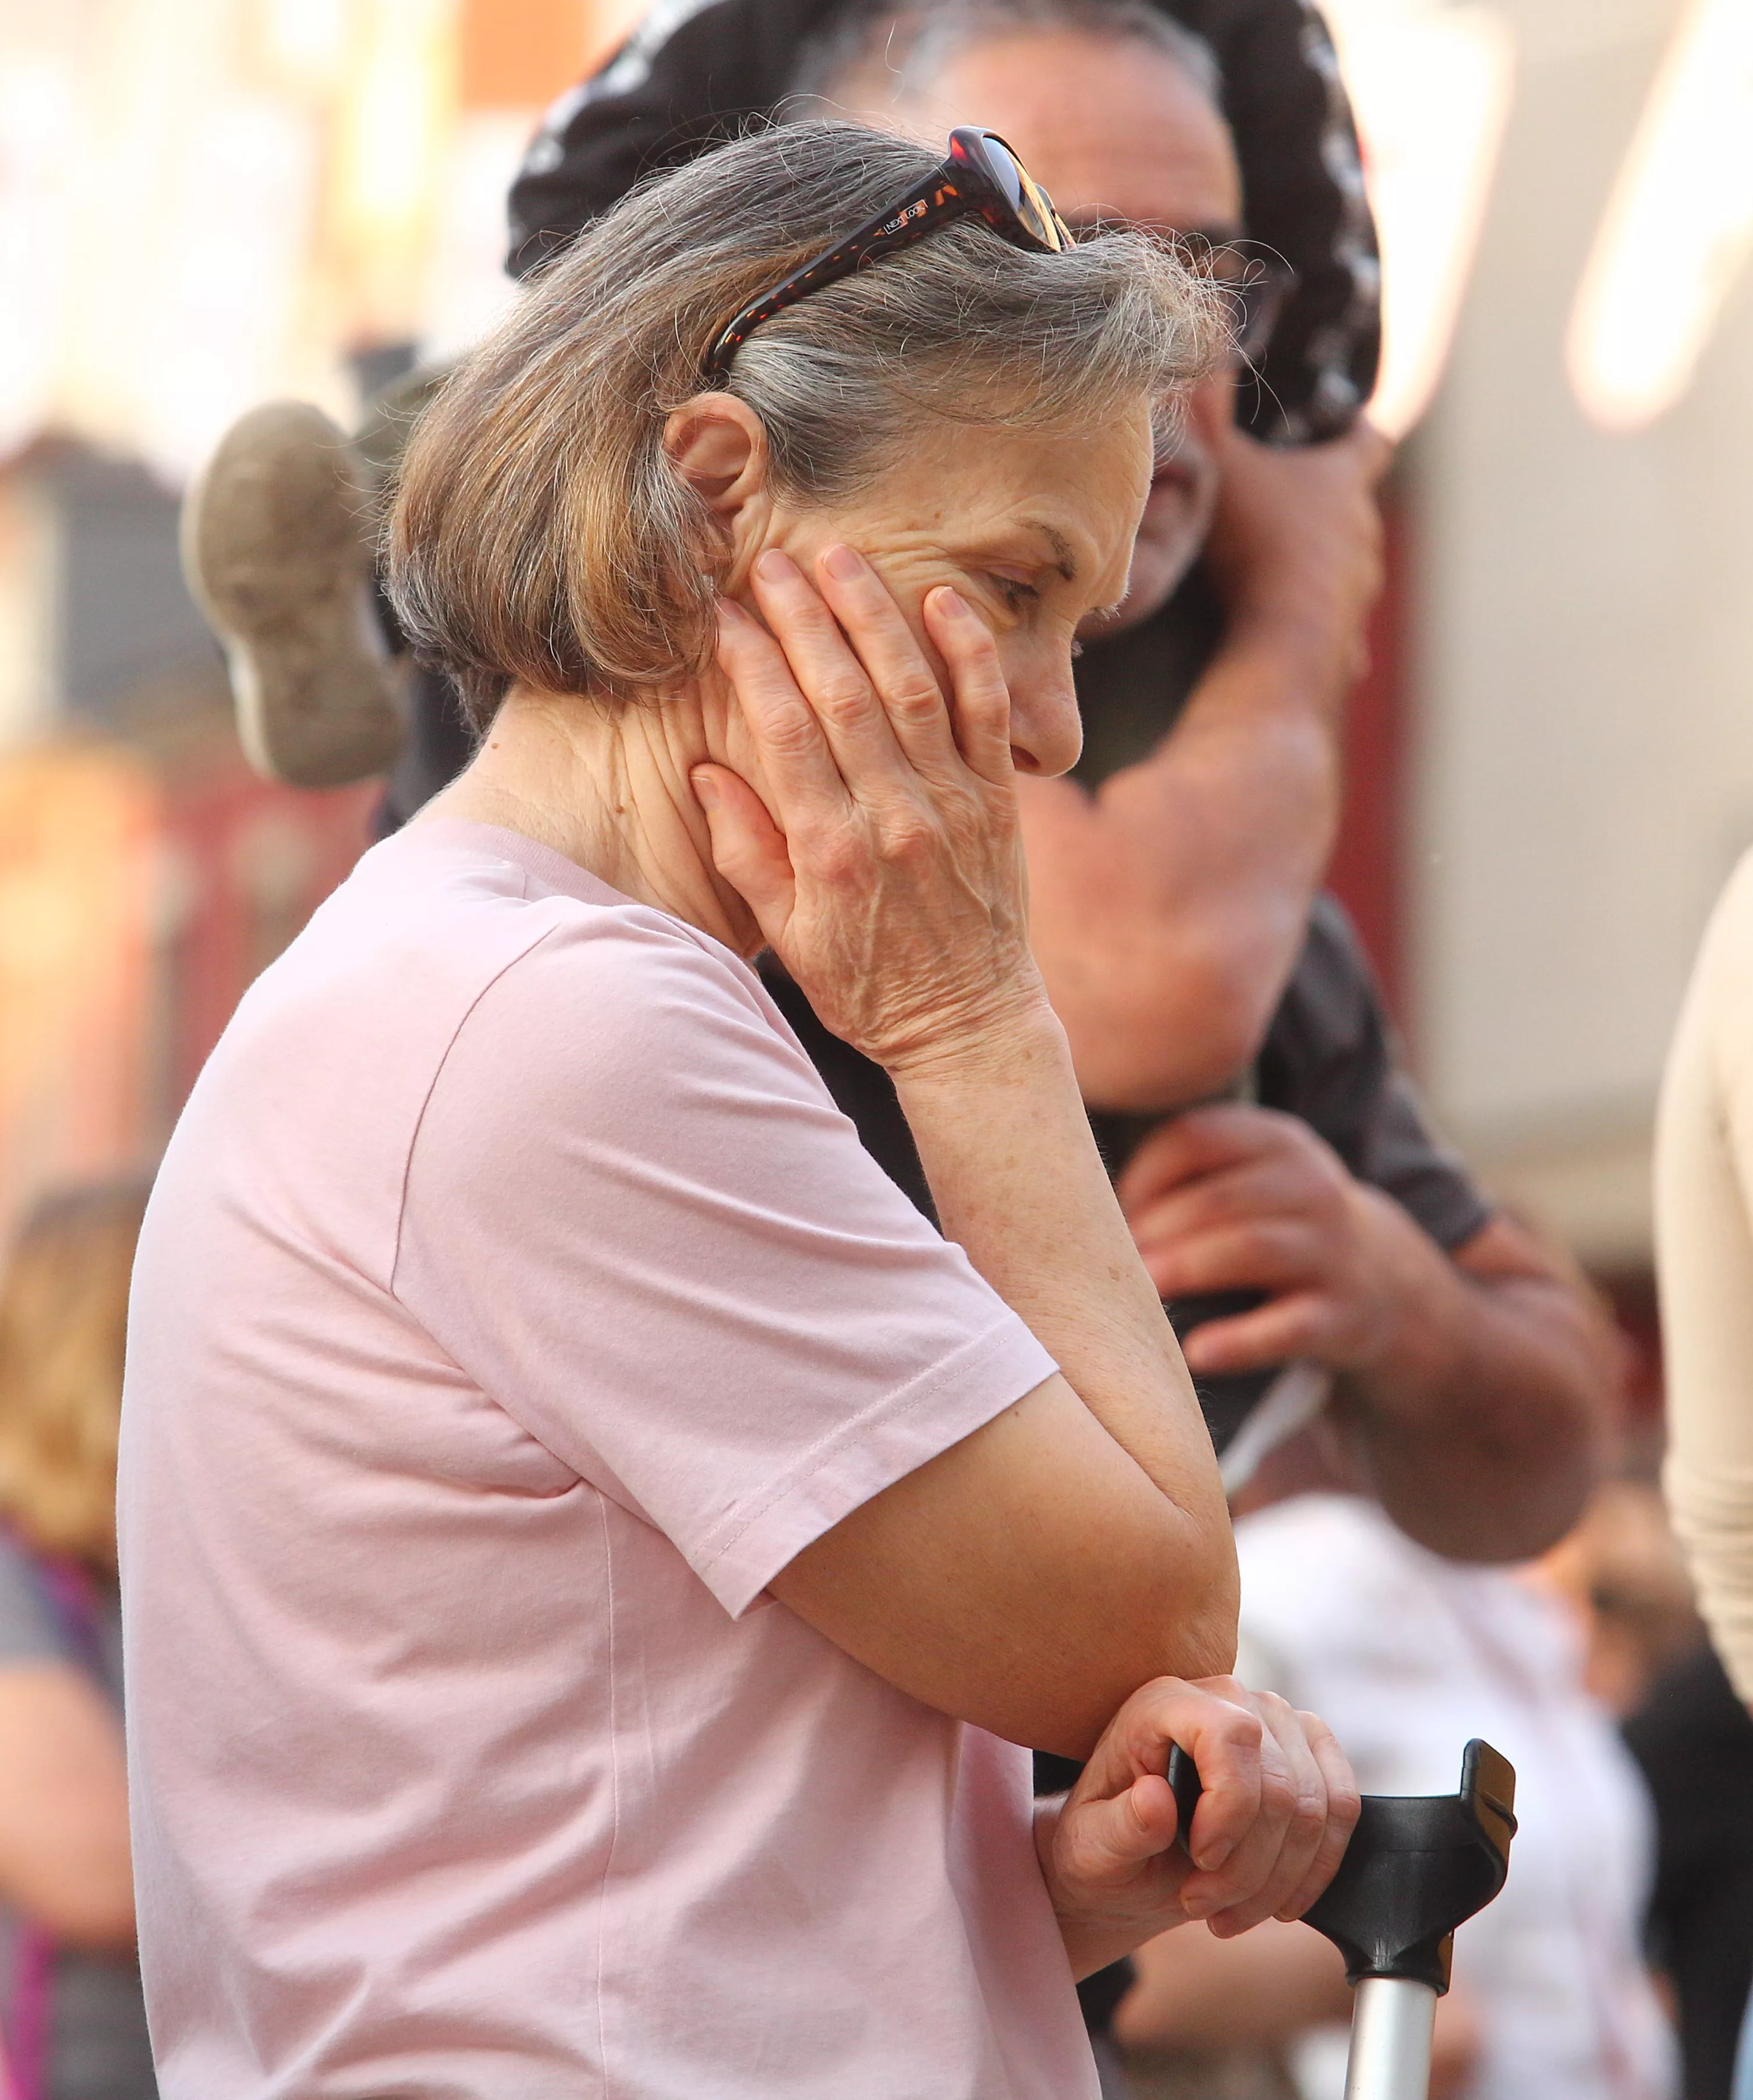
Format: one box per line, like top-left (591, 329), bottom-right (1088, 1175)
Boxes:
top-left (387, 120), bottom-right (1224, 724)
top-left (789, 0), bottom-right (1223, 113)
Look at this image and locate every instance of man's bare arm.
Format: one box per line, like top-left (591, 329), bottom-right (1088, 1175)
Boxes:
top-left (1120, 1107), bottom-right (1610, 1563)
top-left (1022, 423), bottom-right (1388, 1110)
top-left (1334, 1212), bottom-right (1611, 1564)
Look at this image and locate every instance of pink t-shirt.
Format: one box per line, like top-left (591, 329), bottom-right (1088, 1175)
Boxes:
top-left (119, 820), bottom-right (1095, 2100)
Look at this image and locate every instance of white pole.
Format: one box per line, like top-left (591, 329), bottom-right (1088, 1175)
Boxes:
top-left (1343, 1976), bottom-right (1439, 2100)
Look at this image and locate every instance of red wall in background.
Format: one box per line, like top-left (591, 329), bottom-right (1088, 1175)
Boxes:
top-left (151, 749), bottom-right (376, 1133)
top-left (1326, 481), bottom-right (1410, 1026)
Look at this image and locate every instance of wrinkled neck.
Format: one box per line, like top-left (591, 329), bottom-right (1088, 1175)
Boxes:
top-left (419, 679), bottom-right (759, 955)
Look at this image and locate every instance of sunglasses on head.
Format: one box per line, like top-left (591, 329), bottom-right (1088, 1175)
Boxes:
top-left (702, 127), bottom-right (1074, 386)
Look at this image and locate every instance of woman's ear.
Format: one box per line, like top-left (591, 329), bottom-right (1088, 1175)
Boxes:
top-left (664, 394), bottom-right (771, 516)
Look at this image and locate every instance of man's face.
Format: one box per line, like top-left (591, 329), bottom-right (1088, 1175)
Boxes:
top-left (830, 27), bottom-right (1244, 634)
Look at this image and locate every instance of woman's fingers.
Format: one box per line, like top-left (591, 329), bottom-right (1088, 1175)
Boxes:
top-left (1276, 1713), bottom-right (1362, 1922)
top-left (1053, 1676), bottom-right (1359, 1950)
top-left (748, 551), bottom-right (912, 790)
top-left (922, 586), bottom-right (1014, 784)
top-left (709, 551), bottom-right (1036, 1074)
top-left (1075, 1677), bottom-right (1263, 1872)
top-left (1196, 1696), bottom-right (1347, 1939)
top-left (691, 764), bottom-right (796, 940)
top-left (809, 548), bottom-right (964, 775)
top-left (1055, 1770), bottom-right (1183, 1888)
top-left (713, 599), bottom-right (849, 828)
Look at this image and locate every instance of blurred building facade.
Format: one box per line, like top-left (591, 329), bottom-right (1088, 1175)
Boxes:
top-left (0, 0), bottom-right (633, 1233)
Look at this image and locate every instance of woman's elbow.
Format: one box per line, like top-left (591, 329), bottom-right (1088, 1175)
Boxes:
top-left (1167, 1591), bottom-right (1242, 1685)
top-left (1149, 1537), bottom-right (1243, 1684)
top-left (1047, 1563), bottom-right (1241, 1762)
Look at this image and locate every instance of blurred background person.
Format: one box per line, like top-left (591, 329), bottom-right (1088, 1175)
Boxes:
top-left (1111, 1443), bottom-right (1680, 2100)
top-left (1621, 1639), bottom-right (1753, 2100)
top-left (1657, 846), bottom-right (1753, 2100)
top-left (0, 1184), bottom-right (154, 2100)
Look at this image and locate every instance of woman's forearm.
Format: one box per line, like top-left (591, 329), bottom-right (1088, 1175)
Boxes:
top-left (888, 1007), bottom-right (1235, 1578)
top-left (709, 550), bottom-right (1240, 1727)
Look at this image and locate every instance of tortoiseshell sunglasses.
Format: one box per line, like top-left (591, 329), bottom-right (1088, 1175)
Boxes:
top-left (702, 127), bottom-right (1074, 385)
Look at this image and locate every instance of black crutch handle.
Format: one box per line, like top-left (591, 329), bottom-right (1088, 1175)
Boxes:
top-left (1164, 1738), bottom-right (1516, 1996)
top-left (1304, 1740), bottom-right (1515, 1993)
top-left (1167, 1741), bottom-right (1204, 1853)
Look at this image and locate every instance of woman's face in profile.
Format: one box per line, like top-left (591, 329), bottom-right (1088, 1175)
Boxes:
top-left (756, 402), bottom-right (1156, 777)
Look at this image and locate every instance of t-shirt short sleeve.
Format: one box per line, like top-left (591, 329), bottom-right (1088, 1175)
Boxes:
top-left (392, 909), bottom-right (1058, 1619)
top-left (0, 1532), bottom-right (69, 1668)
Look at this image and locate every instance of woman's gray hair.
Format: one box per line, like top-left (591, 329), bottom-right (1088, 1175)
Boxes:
top-left (387, 120), bottom-right (1224, 725)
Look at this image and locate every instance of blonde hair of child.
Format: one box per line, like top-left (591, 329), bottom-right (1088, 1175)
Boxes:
top-left (0, 1181), bottom-right (150, 1573)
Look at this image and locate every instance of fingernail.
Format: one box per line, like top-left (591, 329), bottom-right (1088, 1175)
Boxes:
top-left (717, 597), bottom-right (748, 625)
top-left (691, 770), bottom-right (720, 810)
top-left (1195, 1839), bottom-right (1233, 1873)
top-left (823, 543), bottom-right (866, 580)
top-left (755, 548), bottom-right (797, 582)
top-left (934, 586), bottom-right (969, 618)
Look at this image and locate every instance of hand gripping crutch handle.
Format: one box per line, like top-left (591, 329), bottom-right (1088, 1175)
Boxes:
top-left (1164, 1739), bottom-right (1516, 2100)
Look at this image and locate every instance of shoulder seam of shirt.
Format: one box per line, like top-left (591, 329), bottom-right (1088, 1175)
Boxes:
top-left (387, 866), bottom-right (551, 1301)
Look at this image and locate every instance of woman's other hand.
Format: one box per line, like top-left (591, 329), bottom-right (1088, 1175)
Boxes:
top-left (695, 548), bottom-right (1049, 1075)
top-left (1036, 1674), bottom-right (1359, 1979)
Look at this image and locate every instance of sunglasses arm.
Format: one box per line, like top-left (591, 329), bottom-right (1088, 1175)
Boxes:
top-left (703, 162), bottom-right (973, 384)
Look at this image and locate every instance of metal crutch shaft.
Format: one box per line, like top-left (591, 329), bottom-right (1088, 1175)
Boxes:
top-left (1166, 1738), bottom-right (1516, 2100)
top-left (1343, 1978), bottom-right (1438, 2100)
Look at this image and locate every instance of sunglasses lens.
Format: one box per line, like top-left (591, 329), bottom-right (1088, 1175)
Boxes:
top-left (977, 133), bottom-right (1023, 209)
top-left (972, 133), bottom-right (1068, 251)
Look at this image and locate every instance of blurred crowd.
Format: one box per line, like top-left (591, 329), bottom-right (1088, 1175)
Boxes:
top-left (3, 2), bottom-right (1752, 2099)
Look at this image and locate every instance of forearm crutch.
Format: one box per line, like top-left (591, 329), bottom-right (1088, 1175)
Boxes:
top-left (1168, 1739), bottom-right (1517, 2100)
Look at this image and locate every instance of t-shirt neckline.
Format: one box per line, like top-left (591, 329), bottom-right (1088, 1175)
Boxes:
top-left (399, 817), bottom-right (644, 915)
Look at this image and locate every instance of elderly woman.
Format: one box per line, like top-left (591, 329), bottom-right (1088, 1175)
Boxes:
top-left (119, 123), bottom-right (1356, 2098)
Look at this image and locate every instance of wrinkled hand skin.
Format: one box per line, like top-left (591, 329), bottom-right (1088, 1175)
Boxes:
top-left (1035, 1673), bottom-right (1359, 1982)
top-left (703, 558), bottom-right (1053, 1080)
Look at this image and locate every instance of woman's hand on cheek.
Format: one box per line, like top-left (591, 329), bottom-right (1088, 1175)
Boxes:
top-left (693, 550), bottom-right (1053, 1076)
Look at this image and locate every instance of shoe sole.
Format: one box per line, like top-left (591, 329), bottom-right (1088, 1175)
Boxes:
top-left (180, 401), bottom-right (406, 789)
